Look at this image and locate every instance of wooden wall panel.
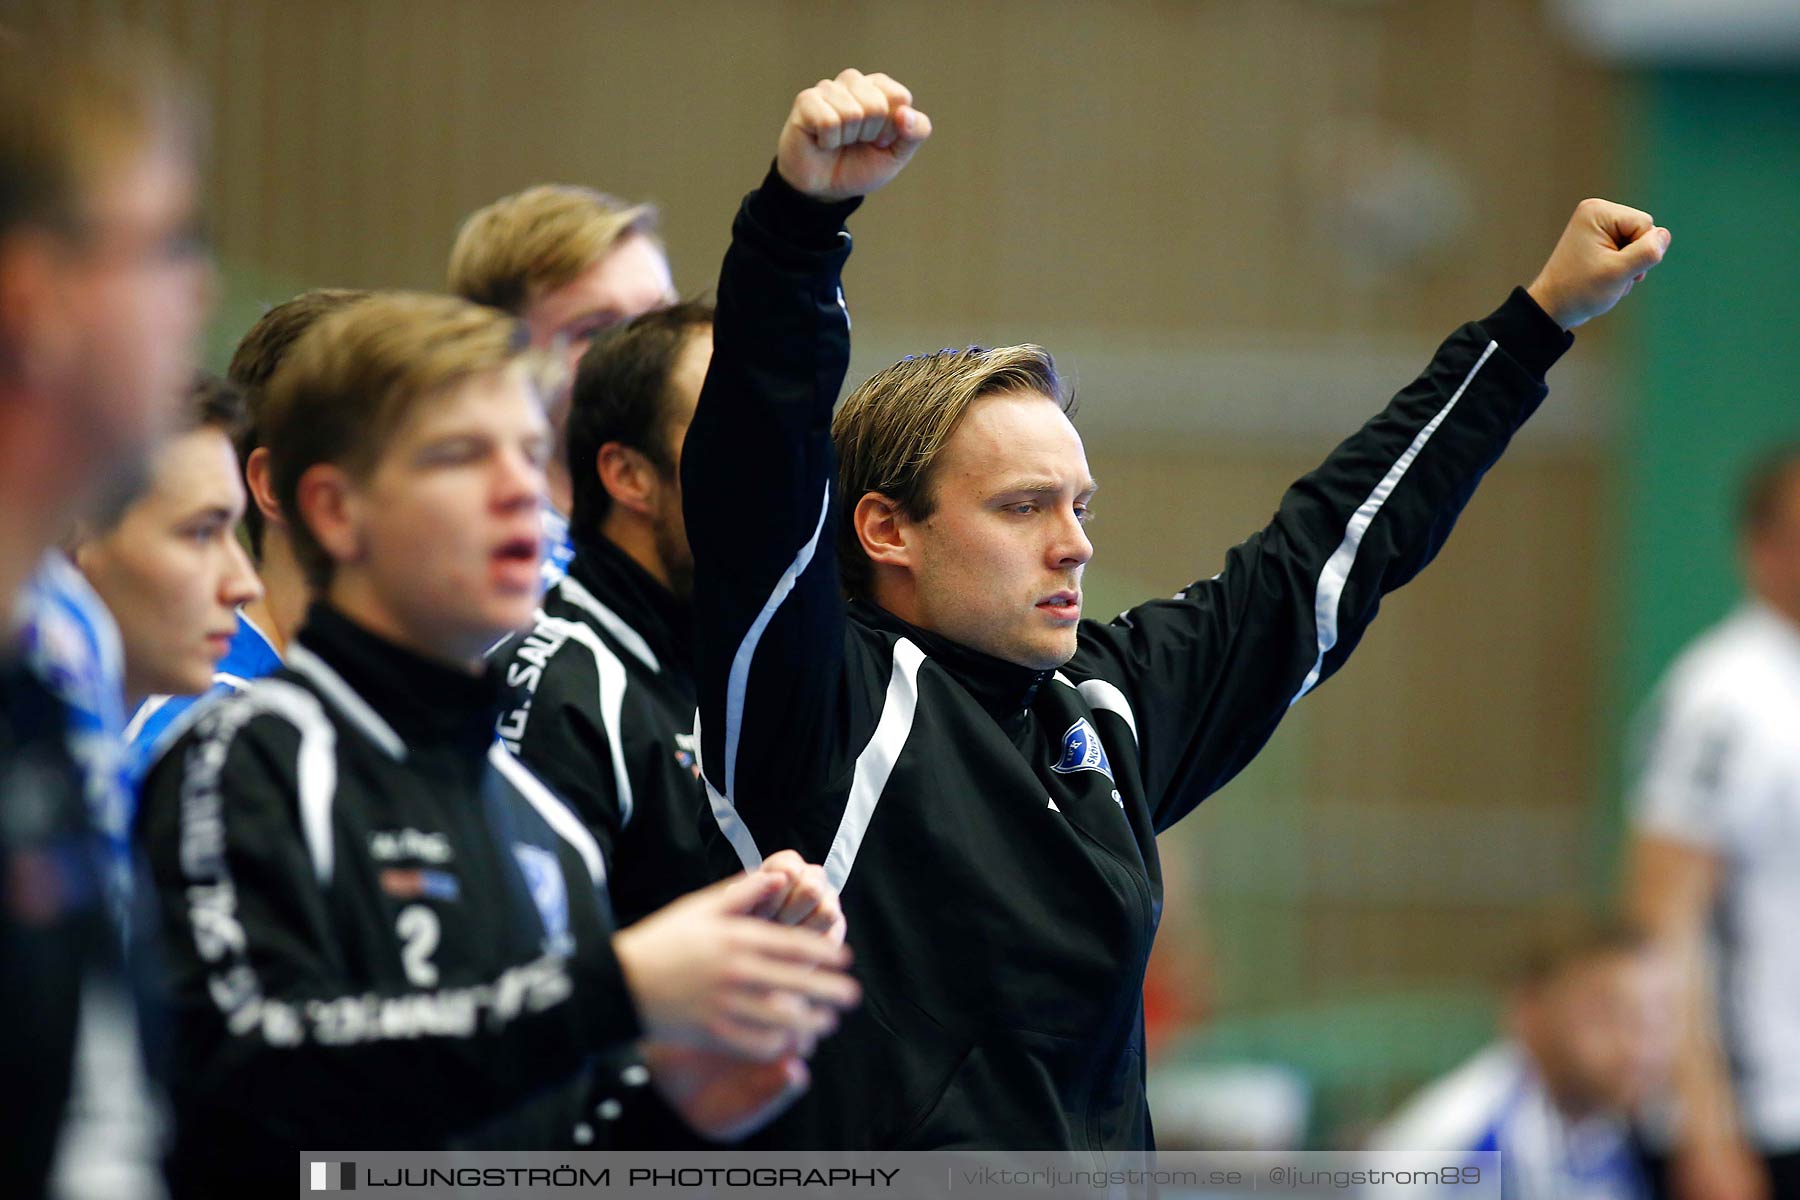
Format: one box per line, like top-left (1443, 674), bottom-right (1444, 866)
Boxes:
top-left (24, 0), bottom-right (1622, 343)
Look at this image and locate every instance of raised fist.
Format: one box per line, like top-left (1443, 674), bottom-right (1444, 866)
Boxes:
top-left (1527, 198), bottom-right (1672, 330)
top-left (777, 68), bottom-right (931, 202)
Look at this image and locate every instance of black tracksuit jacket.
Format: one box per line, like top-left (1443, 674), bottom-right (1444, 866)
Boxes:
top-left (681, 172), bottom-right (1572, 1150)
top-left (493, 533), bottom-right (714, 929)
top-left (492, 534), bottom-right (720, 1148)
top-left (0, 663), bottom-right (102, 1198)
top-left (136, 605), bottom-right (642, 1193)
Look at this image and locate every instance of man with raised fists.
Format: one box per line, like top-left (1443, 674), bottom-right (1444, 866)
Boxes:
top-left (681, 68), bottom-right (1669, 1150)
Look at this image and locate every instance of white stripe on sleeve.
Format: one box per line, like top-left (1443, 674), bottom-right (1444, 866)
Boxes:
top-left (723, 480), bottom-right (831, 799)
top-left (699, 711), bottom-right (764, 873)
top-left (1290, 341), bottom-right (1497, 705)
top-left (540, 616), bottom-right (637, 829)
top-left (823, 639), bottom-right (926, 893)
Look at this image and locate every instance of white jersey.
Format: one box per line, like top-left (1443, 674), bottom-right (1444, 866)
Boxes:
top-left (1369, 1042), bottom-right (1646, 1200)
top-left (1631, 601), bottom-right (1800, 1152)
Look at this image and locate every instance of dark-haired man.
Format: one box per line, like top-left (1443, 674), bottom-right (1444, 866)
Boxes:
top-left (683, 68), bottom-right (1670, 1149)
top-left (493, 301), bottom-right (717, 928)
top-left (126, 289), bottom-right (372, 765)
top-left (74, 376), bottom-right (262, 768)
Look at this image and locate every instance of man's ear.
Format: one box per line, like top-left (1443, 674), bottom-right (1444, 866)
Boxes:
top-left (68, 518), bottom-right (101, 572)
top-left (294, 462), bottom-right (360, 570)
top-left (596, 442), bottom-right (659, 520)
top-left (244, 446), bottom-right (286, 527)
top-left (853, 492), bottom-right (914, 573)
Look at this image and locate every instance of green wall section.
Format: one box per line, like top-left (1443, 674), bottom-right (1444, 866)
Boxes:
top-left (203, 261), bottom-right (307, 376)
top-left (1605, 68), bottom-right (1800, 860)
top-left (1621, 69), bottom-right (1800, 704)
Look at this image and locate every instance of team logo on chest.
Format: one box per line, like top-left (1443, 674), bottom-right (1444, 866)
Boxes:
top-left (512, 843), bottom-right (571, 952)
top-left (673, 731), bottom-right (703, 781)
top-left (1051, 717), bottom-right (1114, 782)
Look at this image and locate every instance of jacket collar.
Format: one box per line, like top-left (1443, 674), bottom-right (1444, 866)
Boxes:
top-left (293, 603), bottom-right (501, 762)
top-left (849, 599), bottom-right (1050, 721)
top-left (565, 533), bottom-right (692, 678)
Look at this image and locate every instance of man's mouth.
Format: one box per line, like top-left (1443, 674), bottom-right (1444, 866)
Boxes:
top-left (492, 535), bottom-right (541, 564)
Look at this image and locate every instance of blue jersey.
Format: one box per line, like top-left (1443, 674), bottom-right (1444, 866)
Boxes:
top-left (1371, 1042), bottom-right (1648, 1200)
top-left (542, 503), bottom-right (576, 590)
top-left (15, 552), bottom-right (133, 925)
top-left (124, 611), bottom-right (282, 778)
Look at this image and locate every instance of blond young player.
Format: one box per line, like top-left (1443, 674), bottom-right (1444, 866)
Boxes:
top-left (137, 294), bottom-right (856, 1189)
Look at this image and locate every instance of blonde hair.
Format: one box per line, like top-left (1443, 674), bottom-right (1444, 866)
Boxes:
top-left (831, 345), bottom-right (1071, 597)
top-left (263, 292), bottom-right (541, 587)
top-left (447, 185), bottom-right (658, 314)
top-left (228, 288), bottom-right (374, 557)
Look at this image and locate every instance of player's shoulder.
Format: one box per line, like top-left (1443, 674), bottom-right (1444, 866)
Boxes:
top-left (1661, 606), bottom-right (1800, 722)
top-left (544, 573), bottom-right (666, 674)
top-left (139, 672), bottom-right (336, 811)
top-left (494, 607), bottom-right (617, 693)
top-left (1368, 1042), bottom-right (1524, 1153)
top-left (1061, 607), bottom-right (1154, 690)
top-left (172, 669), bottom-right (349, 758)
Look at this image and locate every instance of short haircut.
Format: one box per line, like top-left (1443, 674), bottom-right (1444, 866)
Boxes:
top-left (227, 288), bottom-right (372, 556)
top-left (185, 372), bottom-right (249, 442)
top-left (567, 300), bottom-right (713, 537)
top-left (88, 373), bottom-right (247, 531)
top-left (1739, 444), bottom-right (1800, 538)
top-left (831, 346), bottom-right (1072, 598)
top-left (1512, 916), bottom-right (1649, 990)
top-left (0, 23), bottom-right (198, 241)
top-left (447, 185), bottom-right (658, 315)
top-left (262, 292), bottom-right (532, 589)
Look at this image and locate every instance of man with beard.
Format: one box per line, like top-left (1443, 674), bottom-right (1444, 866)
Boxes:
top-left (493, 302), bottom-right (721, 929)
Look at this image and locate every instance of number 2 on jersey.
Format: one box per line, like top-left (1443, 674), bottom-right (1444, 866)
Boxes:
top-left (395, 904), bottom-right (441, 987)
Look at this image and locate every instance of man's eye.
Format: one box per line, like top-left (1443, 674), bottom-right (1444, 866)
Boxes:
top-left (421, 439), bottom-right (481, 465)
top-left (564, 316), bottom-right (618, 345)
top-left (1010, 502), bottom-right (1038, 515)
top-left (164, 220), bottom-right (210, 264)
top-left (1074, 506), bottom-right (1094, 524)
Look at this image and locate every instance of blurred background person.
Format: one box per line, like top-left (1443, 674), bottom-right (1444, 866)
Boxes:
top-left (1626, 448), bottom-right (1800, 1200)
top-left (125, 290), bottom-right (371, 765)
top-left (1370, 920), bottom-right (1674, 1200)
top-left (0, 21), bottom-right (208, 1198)
top-left (449, 185), bottom-right (676, 583)
top-left (49, 374), bottom-right (253, 1199)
